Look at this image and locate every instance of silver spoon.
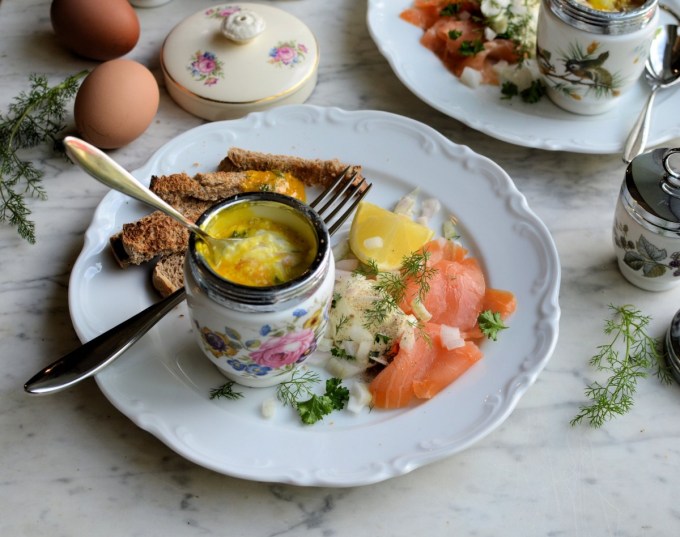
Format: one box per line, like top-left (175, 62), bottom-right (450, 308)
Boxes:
top-left (63, 136), bottom-right (237, 260)
top-left (623, 25), bottom-right (680, 163)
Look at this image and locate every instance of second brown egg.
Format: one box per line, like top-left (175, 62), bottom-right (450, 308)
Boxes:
top-left (51, 0), bottom-right (140, 61)
top-left (74, 60), bottom-right (159, 149)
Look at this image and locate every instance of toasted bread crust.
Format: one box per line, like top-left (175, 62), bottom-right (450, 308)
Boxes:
top-left (150, 171), bottom-right (248, 204)
top-left (218, 147), bottom-right (363, 187)
top-left (110, 171), bottom-right (241, 268)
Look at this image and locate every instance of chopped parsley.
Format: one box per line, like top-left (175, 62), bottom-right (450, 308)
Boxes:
top-left (501, 80), bottom-right (546, 104)
top-left (374, 333), bottom-right (392, 345)
top-left (448, 30), bottom-right (463, 40)
top-left (459, 40), bottom-right (485, 57)
top-left (330, 346), bottom-right (355, 361)
top-left (296, 378), bottom-right (349, 425)
top-left (440, 4), bottom-right (460, 16)
top-left (478, 310), bottom-right (508, 341)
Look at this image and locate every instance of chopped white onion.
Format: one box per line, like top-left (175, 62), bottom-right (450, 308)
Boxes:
top-left (421, 198), bottom-right (441, 221)
top-left (411, 298), bottom-right (432, 322)
top-left (394, 188), bottom-right (419, 217)
top-left (347, 381), bottom-right (373, 414)
top-left (459, 66), bottom-right (483, 89)
top-left (441, 325), bottom-right (465, 350)
top-left (317, 337), bottom-right (332, 352)
top-left (261, 398), bottom-right (277, 419)
top-left (335, 258), bottom-right (359, 272)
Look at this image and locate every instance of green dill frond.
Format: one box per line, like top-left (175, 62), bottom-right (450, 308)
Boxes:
top-left (209, 381), bottom-right (244, 400)
top-left (276, 369), bottom-right (321, 407)
top-left (0, 70), bottom-right (88, 243)
top-left (571, 304), bottom-right (671, 427)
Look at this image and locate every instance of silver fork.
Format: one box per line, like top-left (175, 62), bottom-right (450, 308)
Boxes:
top-left (24, 167), bottom-right (371, 395)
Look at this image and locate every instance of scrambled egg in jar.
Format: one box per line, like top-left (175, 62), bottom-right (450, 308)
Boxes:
top-left (578, 0), bottom-right (645, 11)
top-left (199, 203), bottom-right (317, 287)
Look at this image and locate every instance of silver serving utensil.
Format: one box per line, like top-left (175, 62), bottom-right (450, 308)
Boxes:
top-left (63, 136), bottom-right (238, 261)
top-left (24, 167), bottom-right (371, 395)
top-left (623, 25), bottom-right (680, 163)
top-left (24, 288), bottom-right (186, 394)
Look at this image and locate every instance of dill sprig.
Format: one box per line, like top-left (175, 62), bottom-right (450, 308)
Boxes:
top-left (276, 369), bottom-right (321, 407)
top-left (571, 304), bottom-right (672, 428)
top-left (209, 380), bottom-right (244, 400)
top-left (0, 70), bottom-right (88, 243)
top-left (357, 250), bottom-right (436, 330)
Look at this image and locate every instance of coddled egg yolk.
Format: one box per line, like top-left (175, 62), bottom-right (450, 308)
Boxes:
top-left (200, 207), bottom-right (316, 287)
top-left (241, 170), bottom-right (306, 202)
top-left (583, 0), bottom-right (643, 11)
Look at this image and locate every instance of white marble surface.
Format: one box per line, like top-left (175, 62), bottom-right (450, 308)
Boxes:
top-left (2, 0), bottom-right (680, 535)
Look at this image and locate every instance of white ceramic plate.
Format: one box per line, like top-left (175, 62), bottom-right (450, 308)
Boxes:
top-left (69, 105), bottom-right (560, 486)
top-left (367, 0), bottom-right (680, 153)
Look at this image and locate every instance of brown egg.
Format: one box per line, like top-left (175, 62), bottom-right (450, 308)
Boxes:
top-left (51, 0), bottom-right (140, 61)
top-left (74, 60), bottom-right (159, 149)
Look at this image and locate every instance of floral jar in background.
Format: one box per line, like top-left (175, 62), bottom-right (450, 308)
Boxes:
top-left (613, 147), bottom-right (680, 291)
top-left (184, 192), bottom-right (334, 387)
top-left (161, 2), bottom-right (319, 120)
top-left (536, 0), bottom-right (658, 114)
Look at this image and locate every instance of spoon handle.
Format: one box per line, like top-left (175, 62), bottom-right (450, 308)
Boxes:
top-left (63, 137), bottom-right (203, 236)
top-left (623, 86), bottom-right (658, 164)
top-left (24, 288), bottom-right (187, 395)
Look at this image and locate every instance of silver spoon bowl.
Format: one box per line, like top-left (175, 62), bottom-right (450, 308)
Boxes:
top-left (63, 136), bottom-right (237, 260)
top-left (623, 25), bottom-right (680, 163)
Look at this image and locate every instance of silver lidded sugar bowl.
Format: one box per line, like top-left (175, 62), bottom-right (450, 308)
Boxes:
top-left (613, 147), bottom-right (680, 291)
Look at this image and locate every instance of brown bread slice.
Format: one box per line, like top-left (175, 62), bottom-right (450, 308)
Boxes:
top-left (152, 253), bottom-right (185, 297)
top-left (218, 147), bottom-right (363, 187)
top-left (110, 171), bottom-right (244, 268)
top-left (150, 171), bottom-right (248, 204)
top-left (111, 148), bottom-right (363, 295)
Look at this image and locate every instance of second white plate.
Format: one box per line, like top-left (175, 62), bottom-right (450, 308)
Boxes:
top-left (367, 0), bottom-right (680, 153)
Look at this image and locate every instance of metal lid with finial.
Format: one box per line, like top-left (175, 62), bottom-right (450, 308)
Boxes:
top-left (622, 147), bottom-right (680, 234)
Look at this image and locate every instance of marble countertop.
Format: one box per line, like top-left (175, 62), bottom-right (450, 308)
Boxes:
top-left (2, 1), bottom-right (680, 535)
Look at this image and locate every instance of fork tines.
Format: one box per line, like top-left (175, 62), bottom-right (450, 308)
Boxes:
top-left (309, 167), bottom-right (372, 236)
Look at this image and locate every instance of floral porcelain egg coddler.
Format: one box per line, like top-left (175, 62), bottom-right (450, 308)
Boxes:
top-left (184, 192), bottom-right (335, 387)
top-left (161, 3), bottom-right (319, 120)
top-left (536, 0), bottom-right (658, 114)
top-left (613, 148), bottom-right (680, 291)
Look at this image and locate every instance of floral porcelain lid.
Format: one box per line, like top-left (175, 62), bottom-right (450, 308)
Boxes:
top-left (161, 3), bottom-right (318, 104)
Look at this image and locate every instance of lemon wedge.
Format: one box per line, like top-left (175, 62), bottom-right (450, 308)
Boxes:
top-left (349, 201), bottom-right (434, 270)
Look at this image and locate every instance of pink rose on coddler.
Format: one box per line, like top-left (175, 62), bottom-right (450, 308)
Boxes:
top-left (196, 54), bottom-right (216, 73)
top-left (275, 46), bottom-right (296, 64)
top-left (250, 329), bottom-right (315, 368)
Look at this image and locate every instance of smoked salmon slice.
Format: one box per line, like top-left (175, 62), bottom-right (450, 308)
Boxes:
top-left (369, 239), bottom-right (516, 409)
top-left (412, 340), bottom-right (482, 399)
top-left (401, 246), bottom-right (486, 332)
top-left (369, 323), bottom-right (483, 408)
top-left (369, 323), bottom-right (441, 409)
top-left (401, 0), bottom-right (524, 86)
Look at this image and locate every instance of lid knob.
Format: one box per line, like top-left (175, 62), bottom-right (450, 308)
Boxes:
top-left (662, 148), bottom-right (680, 196)
top-left (221, 9), bottom-right (265, 44)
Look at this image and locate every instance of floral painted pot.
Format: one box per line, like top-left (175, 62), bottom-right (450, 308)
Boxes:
top-left (613, 147), bottom-right (680, 291)
top-left (184, 192), bottom-right (334, 387)
top-left (161, 3), bottom-right (319, 121)
top-left (536, 0), bottom-right (658, 115)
